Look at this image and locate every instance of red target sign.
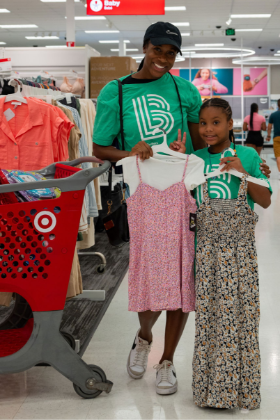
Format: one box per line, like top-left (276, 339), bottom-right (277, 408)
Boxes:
top-left (34, 211), bottom-right (57, 233)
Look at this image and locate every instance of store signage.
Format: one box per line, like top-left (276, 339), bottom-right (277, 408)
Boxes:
top-left (87, 0), bottom-right (165, 15)
top-left (66, 42), bottom-right (75, 47)
top-left (0, 58), bottom-right (12, 72)
top-left (225, 28), bottom-right (235, 36)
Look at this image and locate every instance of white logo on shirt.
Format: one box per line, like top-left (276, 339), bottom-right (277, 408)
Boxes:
top-left (132, 94), bottom-right (174, 142)
top-left (206, 164), bottom-right (232, 199)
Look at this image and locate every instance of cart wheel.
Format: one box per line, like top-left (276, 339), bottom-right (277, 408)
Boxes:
top-left (61, 331), bottom-right (76, 350)
top-left (96, 264), bottom-right (106, 274)
top-left (73, 364), bottom-right (107, 399)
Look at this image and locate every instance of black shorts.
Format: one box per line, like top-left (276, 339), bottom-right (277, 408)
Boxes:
top-left (245, 131), bottom-right (264, 147)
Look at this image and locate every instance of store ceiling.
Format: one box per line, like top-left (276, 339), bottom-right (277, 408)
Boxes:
top-left (0, 0), bottom-right (280, 59)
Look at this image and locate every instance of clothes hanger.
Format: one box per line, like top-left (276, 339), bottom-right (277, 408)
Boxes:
top-left (4, 80), bottom-right (27, 104)
top-left (151, 128), bottom-right (187, 160)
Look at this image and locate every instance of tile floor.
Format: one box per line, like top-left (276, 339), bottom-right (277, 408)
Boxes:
top-left (1, 152), bottom-right (280, 420)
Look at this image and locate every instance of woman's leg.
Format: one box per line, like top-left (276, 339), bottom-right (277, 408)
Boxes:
top-left (159, 309), bottom-right (189, 363)
top-left (138, 310), bottom-right (162, 343)
top-left (246, 143), bottom-right (257, 152)
top-left (256, 146), bottom-right (263, 156)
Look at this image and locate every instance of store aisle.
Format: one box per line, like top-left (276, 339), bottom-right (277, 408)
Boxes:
top-left (0, 153), bottom-right (279, 420)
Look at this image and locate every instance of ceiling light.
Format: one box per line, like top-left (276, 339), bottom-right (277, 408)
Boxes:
top-left (195, 43), bottom-right (224, 46)
top-left (226, 18), bottom-right (232, 26)
top-left (181, 33), bottom-right (190, 36)
top-left (132, 56), bottom-right (144, 59)
top-left (231, 14), bottom-right (271, 18)
top-left (0, 42), bottom-right (6, 44)
top-left (233, 56), bottom-right (280, 65)
top-left (0, 9), bottom-right (10, 13)
top-left (74, 16), bottom-right (106, 20)
top-left (0, 25), bottom-right (38, 28)
top-left (99, 40), bottom-right (130, 43)
top-left (235, 29), bottom-right (263, 32)
top-left (85, 30), bottom-right (120, 33)
top-left (45, 45), bottom-right (67, 48)
top-left (165, 6), bottom-right (186, 11)
top-left (26, 36), bottom-right (59, 39)
top-left (175, 56), bottom-right (185, 62)
top-left (274, 54), bottom-right (280, 56)
top-left (172, 22), bottom-right (190, 26)
top-left (182, 46), bottom-right (255, 59)
top-left (111, 48), bottom-right (139, 51)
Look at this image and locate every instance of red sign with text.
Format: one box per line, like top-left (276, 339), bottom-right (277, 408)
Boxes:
top-left (66, 42), bottom-right (75, 47)
top-left (87, 0), bottom-right (165, 15)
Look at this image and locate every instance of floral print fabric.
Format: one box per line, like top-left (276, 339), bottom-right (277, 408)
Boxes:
top-left (127, 156), bottom-right (197, 313)
top-left (193, 175), bottom-right (261, 410)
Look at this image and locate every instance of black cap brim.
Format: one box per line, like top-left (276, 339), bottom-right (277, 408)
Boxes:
top-left (150, 37), bottom-right (182, 56)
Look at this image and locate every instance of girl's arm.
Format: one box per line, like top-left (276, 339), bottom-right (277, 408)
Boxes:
top-left (220, 156), bottom-right (271, 208)
top-left (261, 121), bottom-right (267, 131)
top-left (243, 122), bottom-right (248, 131)
top-left (212, 80), bottom-right (228, 94)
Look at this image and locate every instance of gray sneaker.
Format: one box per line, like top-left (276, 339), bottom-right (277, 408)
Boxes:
top-left (127, 329), bottom-right (152, 379)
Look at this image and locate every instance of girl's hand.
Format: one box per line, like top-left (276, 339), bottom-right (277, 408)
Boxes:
top-left (169, 129), bottom-right (187, 154)
top-left (128, 141), bottom-right (153, 160)
top-left (212, 85), bottom-right (217, 92)
top-left (219, 156), bottom-right (248, 174)
top-left (197, 85), bottom-right (204, 91)
top-left (260, 159), bottom-right (271, 178)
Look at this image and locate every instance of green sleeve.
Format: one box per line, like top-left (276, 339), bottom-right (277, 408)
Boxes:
top-left (250, 151), bottom-right (273, 195)
top-left (93, 81), bottom-right (120, 146)
top-left (186, 83), bottom-right (202, 124)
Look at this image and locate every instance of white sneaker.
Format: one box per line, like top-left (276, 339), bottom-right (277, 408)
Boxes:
top-left (127, 329), bottom-right (152, 379)
top-left (154, 360), bottom-right (178, 395)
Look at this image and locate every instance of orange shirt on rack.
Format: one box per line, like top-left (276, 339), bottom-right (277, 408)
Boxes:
top-left (0, 97), bottom-right (74, 171)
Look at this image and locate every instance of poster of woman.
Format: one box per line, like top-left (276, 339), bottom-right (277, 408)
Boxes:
top-left (192, 69), bottom-right (229, 96)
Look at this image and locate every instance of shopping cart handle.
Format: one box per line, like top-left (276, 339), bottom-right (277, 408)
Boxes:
top-left (0, 161), bottom-right (111, 194)
top-left (36, 157), bottom-right (104, 178)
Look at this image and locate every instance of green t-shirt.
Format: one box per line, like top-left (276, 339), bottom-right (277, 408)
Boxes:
top-left (92, 72), bottom-right (202, 154)
top-left (193, 145), bottom-right (272, 210)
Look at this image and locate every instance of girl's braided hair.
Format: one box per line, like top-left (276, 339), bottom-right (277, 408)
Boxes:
top-left (199, 98), bottom-right (236, 152)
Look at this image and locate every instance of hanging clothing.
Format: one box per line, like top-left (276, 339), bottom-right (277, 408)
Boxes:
top-left (60, 76), bottom-right (85, 98)
top-left (127, 156), bottom-right (197, 313)
top-left (193, 176), bottom-right (261, 410)
top-left (0, 97), bottom-right (72, 171)
top-left (58, 102), bottom-right (98, 218)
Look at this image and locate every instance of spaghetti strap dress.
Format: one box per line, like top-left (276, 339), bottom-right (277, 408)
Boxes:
top-left (126, 156), bottom-right (197, 313)
top-left (193, 175), bottom-right (261, 410)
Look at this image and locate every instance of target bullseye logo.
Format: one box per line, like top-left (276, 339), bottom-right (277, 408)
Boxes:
top-left (34, 211), bottom-right (57, 233)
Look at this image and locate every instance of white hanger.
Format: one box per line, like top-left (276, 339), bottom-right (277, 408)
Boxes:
top-left (4, 80), bottom-right (27, 104)
top-left (151, 128), bottom-right (187, 160)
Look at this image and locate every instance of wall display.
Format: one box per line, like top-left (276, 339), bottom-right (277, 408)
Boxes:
top-left (171, 67), bottom-right (268, 97)
top-left (233, 67), bottom-right (268, 95)
top-left (87, 0), bottom-right (165, 15)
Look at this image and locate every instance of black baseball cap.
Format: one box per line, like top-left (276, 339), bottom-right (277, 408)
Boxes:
top-left (144, 22), bottom-right (182, 56)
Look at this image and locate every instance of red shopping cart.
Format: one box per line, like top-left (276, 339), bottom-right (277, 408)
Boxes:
top-left (0, 158), bottom-right (113, 399)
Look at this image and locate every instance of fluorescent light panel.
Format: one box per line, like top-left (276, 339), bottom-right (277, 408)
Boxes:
top-left (111, 48), bottom-right (139, 51)
top-left (45, 45), bottom-right (66, 48)
top-left (195, 43), bottom-right (224, 46)
top-left (85, 30), bottom-right (119, 33)
top-left (0, 42), bottom-right (6, 44)
top-left (26, 36), bottom-right (59, 39)
top-left (235, 28), bottom-right (263, 32)
top-left (74, 16), bottom-right (106, 20)
top-left (99, 40), bottom-right (130, 43)
top-left (0, 9), bottom-right (10, 13)
top-left (172, 22), bottom-right (189, 26)
top-left (181, 33), bottom-right (190, 36)
top-left (0, 25), bottom-right (38, 28)
top-left (231, 14), bottom-right (271, 18)
top-left (165, 6), bottom-right (186, 11)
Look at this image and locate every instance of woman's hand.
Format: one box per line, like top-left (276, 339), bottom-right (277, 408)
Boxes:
top-left (260, 159), bottom-right (271, 178)
top-left (219, 156), bottom-right (247, 174)
top-left (169, 129), bottom-right (187, 154)
top-left (212, 85), bottom-right (217, 92)
top-left (128, 141), bottom-right (153, 160)
top-left (197, 85), bottom-right (204, 91)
